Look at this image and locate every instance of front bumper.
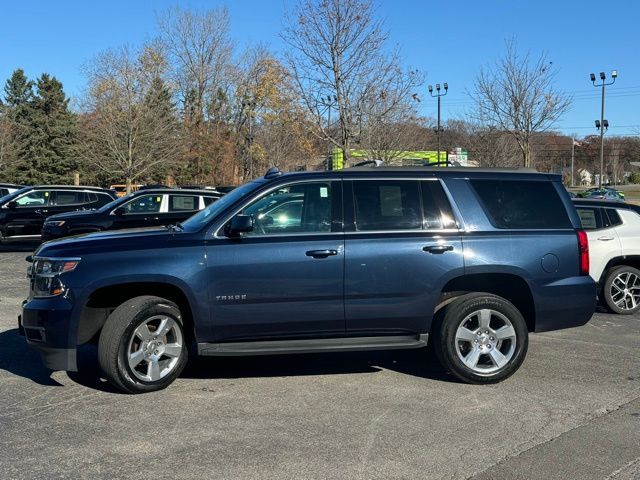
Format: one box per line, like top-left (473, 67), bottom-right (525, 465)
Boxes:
top-left (40, 224), bottom-right (66, 241)
top-left (20, 297), bottom-right (78, 371)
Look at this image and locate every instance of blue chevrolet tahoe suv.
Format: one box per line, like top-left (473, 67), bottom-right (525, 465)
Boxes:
top-left (20, 167), bottom-right (596, 393)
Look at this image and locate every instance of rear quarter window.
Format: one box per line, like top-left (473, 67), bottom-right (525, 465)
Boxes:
top-left (470, 180), bottom-right (572, 229)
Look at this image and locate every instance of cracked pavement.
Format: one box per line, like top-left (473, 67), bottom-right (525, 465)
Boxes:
top-left (1, 246), bottom-right (639, 479)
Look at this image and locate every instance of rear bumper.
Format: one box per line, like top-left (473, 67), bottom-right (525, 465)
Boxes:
top-left (533, 276), bottom-right (596, 332)
top-left (20, 297), bottom-right (78, 371)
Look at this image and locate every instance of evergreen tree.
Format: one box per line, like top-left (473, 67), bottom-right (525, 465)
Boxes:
top-left (9, 73), bottom-right (79, 184)
top-left (1, 70), bottom-right (34, 179)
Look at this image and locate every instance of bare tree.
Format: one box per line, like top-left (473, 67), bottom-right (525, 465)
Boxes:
top-left (158, 5), bottom-right (233, 127)
top-left (281, 0), bottom-right (422, 166)
top-left (469, 39), bottom-right (571, 168)
top-left (361, 95), bottom-right (422, 162)
top-left (82, 45), bottom-right (181, 192)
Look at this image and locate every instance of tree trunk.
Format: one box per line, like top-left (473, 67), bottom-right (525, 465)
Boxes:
top-left (126, 177), bottom-right (132, 194)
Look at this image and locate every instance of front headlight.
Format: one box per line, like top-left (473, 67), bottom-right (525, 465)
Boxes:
top-left (31, 257), bottom-right (80, 298)
top-left (46, 220), bottom-right (66, 227)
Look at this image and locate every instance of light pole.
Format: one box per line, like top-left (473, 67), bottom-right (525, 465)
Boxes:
top-left (318, 95), bottom-right (337, 169)
top-left (590, 70), bottom-right (617, 187)
top-left (428, 82), bottom-right (448, 165)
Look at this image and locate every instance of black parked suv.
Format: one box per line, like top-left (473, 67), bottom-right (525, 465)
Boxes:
top-left (21, 167), bottom-right (596, 393)
top-left (41, 188), bottom-right (223, 241)
top-left (0, 186), bottom-right (116, 242)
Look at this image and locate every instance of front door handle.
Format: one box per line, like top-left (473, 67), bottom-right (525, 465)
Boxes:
top-left (423, 245), bottom-right (454, 254)
top-left (306, 249), bottom-right (338, 259)
top-left (35, 209), bottom-right (48, 215)
top-left (597, 236), bottom-right (615, 241)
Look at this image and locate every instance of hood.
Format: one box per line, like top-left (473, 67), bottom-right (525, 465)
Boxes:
top-left (45, 209), bottom-right (102, 221)
top-left (36, 227), bottom-right (173, 257)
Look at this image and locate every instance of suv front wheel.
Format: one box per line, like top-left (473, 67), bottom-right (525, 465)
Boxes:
top-left (98, 295), bottom-right (188, 393)
top-left (433, 293), bottom-right (529, 384)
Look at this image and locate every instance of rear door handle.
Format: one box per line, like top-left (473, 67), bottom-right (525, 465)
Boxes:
top-left (597, 236), bottom-right (615, 241)
top-left (423, 245), bottom-right (454, 254)
top-left (306, 249), bottom-right (338, 259)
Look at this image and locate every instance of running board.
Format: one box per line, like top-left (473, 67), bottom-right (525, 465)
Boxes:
top-left (198, 334), bottom-right (429, 356)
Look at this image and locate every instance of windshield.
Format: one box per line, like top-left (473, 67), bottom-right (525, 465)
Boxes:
top-left (0, 186), bottom-right (35, 205)
top-left (98, 194), bottom-right (130, 213)
top-left (181, 181), bottom-right (260, 231)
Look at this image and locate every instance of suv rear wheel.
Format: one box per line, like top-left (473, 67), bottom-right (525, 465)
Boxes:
top-left (433, 293), bottom-right (528, 384)
top-left (98, 295), bottom-right (188, 393)
top-left (603, 265), bottom-right (640, 315)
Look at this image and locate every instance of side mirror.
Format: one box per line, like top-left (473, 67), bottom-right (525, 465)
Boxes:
top-left (226, 214), bottom-right (254, 237)
top-left (113, 206), bottom-right (125, 216)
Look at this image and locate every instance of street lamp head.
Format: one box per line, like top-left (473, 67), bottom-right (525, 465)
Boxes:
top-left (603, 119), bottom-right (609, 129)
top-left (443, 82), bottom-right (448, 91)
top-left (595, 120), bottom-right (601, 129)
top-left (428, 85), bottom-right (433, 93)
top-left (436, 83), bottom-right (441, 91)
top-left (590, 73), bottom-right (596, 82)
top-left (611, 70), bottom-right (618, 79)
top-left (599, 71), bottom-right (606, 80)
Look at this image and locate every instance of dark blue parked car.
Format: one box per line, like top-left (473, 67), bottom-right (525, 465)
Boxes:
top-left (20, 167), bottom-right (596, 393)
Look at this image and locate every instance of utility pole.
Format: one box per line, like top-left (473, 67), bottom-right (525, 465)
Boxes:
top-left (428, 83), bottom-right (448, 164)
top-left (571, 137), bottom-right (575, 187)
top-left (590, 70), bottom-right (617, 187)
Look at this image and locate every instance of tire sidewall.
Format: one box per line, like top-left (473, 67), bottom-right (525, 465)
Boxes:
top-left (604, 266), bottom-right (640, 315)
top-left (116, 302), bottom-right (188, 393)
top-left (440, 294), bottom-right (528, 384)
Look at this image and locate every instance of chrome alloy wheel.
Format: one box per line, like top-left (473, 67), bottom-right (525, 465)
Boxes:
top-left (127, 315), bottom-right (183, 382)
top-left (610, 271), bottom-right (640, 311)
top-left (454, 309), bottom-right (517, 375)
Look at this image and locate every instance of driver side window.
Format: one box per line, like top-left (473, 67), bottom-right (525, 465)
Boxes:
top-left (122, 194), bottom-right (163, 214)
top-left (242, 182), bottom-right (333, 236)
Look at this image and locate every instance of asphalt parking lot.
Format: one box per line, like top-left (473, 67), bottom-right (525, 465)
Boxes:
top-left (1, 245), bottom-right (639, 480)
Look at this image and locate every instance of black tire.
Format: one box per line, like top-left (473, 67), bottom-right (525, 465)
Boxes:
top-left (98, 295), bottom-right (188, 394)
top-left (603, 265), bottom-right (640, 315)
top-left (432, 293), bottom-right (528, 384)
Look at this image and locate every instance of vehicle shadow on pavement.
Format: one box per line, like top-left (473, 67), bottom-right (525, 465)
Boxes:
top-left (65, 346), bottom-right (457, 393)
top-left (0, 328), bottom-right (64, 387)
top-left (4, 338), bottom-right (457, 393)
top-left (0, 241), bottom-right (39, 253)
top-left (181, 347), bottom-right (456, 383)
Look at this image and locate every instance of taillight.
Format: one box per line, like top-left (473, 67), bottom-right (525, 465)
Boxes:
top-left (577, 229), bottom-right (589, 276)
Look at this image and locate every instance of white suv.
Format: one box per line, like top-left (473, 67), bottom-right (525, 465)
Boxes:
top-left (574, 199), bottom-right (640, 314)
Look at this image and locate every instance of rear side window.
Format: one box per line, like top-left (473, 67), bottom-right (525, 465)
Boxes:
top-left (170, 195), bottom-right (199, 212)
top-left (353, 180), bottom-right (421, 231)
top-left (53, 191), bottom-right (85, 206)
top-left (202, 195), bottom-right (218, 207)
top-left (576, 207), bottom-right (603, 230)
top-left (95, 193), bottom-right (114, 207)
top-left (605, 209), bottom-right (622, 227)
top-left (470, 180), bottom-right (572, 229)
top-left (422, 181), bottom-right (457, 229)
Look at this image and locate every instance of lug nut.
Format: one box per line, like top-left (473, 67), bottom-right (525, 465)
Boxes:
top-left (485, 330), bottom-right (489, 334)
